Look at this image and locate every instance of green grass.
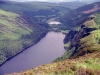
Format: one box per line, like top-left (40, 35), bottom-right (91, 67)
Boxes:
top-left (0, 9), bottom-right (32, 40)
top-left (84, 19), bottom-right (98, 28)
top-left (94, 13), bottom-right (100, 27)
top-left (77, 58), bottom-right (100, 70)
top-left (0, 9), bottom-right (18, 17)
top-left (79, 29), bottom-right (100, 52)
top-left (64, 42), bottom-right (70, 48)
top-left (60, 30), bottom-right (69, 34)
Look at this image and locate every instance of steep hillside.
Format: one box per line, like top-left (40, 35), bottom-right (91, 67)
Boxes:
top-left (54, 13), bottom-right (100, 61)
top-left (0, 9), bottom-right (47, 65)
top-left (70, 14), bottom-right (100, 58)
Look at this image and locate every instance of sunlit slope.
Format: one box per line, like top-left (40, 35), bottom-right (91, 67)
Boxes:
top-left (0, 9), bottom-right (33, 64)
top-left (0, 9), bottom-right (32, 40)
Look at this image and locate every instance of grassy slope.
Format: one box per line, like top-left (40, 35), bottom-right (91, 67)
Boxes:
top-left (7, 12), bottom-right (100, 75)
top-left (70, 15), bottom-right (100, 59)
top-left (0, 9), bottom-right (32, 64)
top-left (0, 9), bottom-right (32, 40)
top-left (0, 9), bottom-right (48, 65)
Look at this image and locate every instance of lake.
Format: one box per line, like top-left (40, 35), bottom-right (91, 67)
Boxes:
top-left (0, 31), bottom-right (65, 75)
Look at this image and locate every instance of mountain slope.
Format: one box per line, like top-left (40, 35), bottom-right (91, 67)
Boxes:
top-left (0, 9), bottom-right (32, 40)
top-left (0, 9), bottom-right (47, 65)
top-left (0, 9), bottom-right (31, 64)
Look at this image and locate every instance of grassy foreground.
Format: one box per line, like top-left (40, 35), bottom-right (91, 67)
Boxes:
top-left (6, 52), bottom-right (100, 75)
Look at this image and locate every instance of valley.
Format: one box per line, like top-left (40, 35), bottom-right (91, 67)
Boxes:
top-left (0, 0), bottom-right (100, 75)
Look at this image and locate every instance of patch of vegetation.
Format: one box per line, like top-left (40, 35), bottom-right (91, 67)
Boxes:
top-left (94, 13), bottom-right (100, 28)
top-left (60, 30), bottom-right (69, 34)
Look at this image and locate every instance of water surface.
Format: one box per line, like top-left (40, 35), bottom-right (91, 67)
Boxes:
top-left (0, 32), bottom-right (65, 75)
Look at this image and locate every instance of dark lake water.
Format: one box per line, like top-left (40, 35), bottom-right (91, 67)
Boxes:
top-left (0, 32), bottom-right (65, 75)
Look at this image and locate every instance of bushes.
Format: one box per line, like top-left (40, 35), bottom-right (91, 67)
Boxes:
top-left (94, 13), bottom-right (100, 26)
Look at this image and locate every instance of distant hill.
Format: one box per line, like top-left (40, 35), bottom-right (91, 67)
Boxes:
top-left (60, 2), bottom-right (100, 29)
top-left (58, 1), bottom-right (86, 9)
top-left (0, 1), bottom-right (87, 30)
top-left (79, 0), bottom-right (100, 4)
top-left (0, 1), bottom-right (72, 25)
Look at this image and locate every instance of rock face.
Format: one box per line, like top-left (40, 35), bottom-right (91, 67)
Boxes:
top-left (64, 30), bottom-right (78, 44)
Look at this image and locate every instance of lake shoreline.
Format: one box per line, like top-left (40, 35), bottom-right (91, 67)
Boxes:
top-left (0, 32), bottom-right (47, 67)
